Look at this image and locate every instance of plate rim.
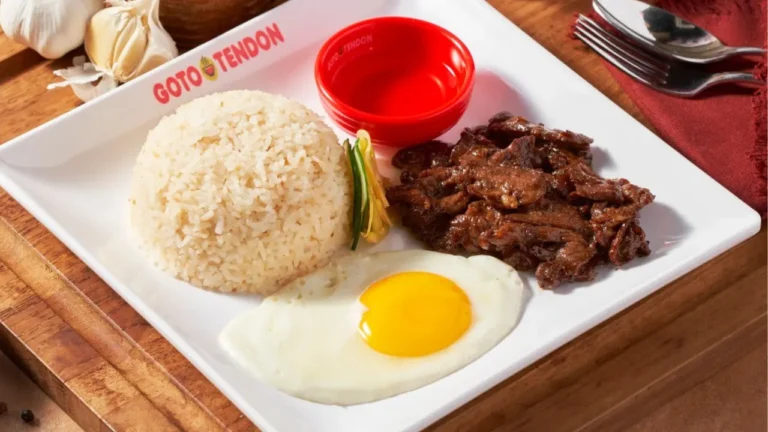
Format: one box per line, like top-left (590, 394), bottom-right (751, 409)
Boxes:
top-left (0, 0), bottom-right (761, 431)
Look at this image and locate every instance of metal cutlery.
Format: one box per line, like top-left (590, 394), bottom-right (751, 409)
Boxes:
top-left (574, 14), bottom-right (763, 97)
top-left (593, 0), bottom-right (765, 64)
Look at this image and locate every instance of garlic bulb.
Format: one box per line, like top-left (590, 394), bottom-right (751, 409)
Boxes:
top-left (47, 0), bottom-right (179, 102)
top-left (0, 0), bottom-right (104, 59)
top-left (85, 0), bottom-right (178, 83)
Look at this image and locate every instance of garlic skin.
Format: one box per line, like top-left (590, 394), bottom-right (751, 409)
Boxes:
top-left (85, 0), bottom-right (179, 83)
top-left (0, 0), bottom-right (104, 60)
top-left (48, 0), bottom-right (179, 103)
top-left (48, 55), bottom-right (118, 101)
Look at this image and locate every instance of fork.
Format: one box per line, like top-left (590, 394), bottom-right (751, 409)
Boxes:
top-left (573, 14), bottom-right (764, 97)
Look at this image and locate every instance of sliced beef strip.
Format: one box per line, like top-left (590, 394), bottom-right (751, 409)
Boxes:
top-left (528, 244), bottom-right (560, 261)
top-left (505, 198), bottom-right (591, 235)
top-left (400, 210), bottom-right (453, 248)
top-left (386, 171), bottom-right (471, 250)
top-left (487, 114), bottom-right (594, 151)
top-left (391, 140), bottom-right (451, 171)
top-left (487, 136), bottom-right (542, 168)
top-left (442, 201), bottom-right (503, 253)
top-left (484, 217), bottom-right (597, 289)
top-left (608, 220), bottom-right (651, 266)
top-left (452, 143), bottom-right (499, 166)
top-left (589, 183), bottom-right (655, 249)
top-left (573, 182), bottom-right (625, 203)
top-left (450, 135), bottom-right (541, 168)
top-left (542, 143), bottom-right (592, 171)
top-left (489, 111), bottom-right (515, 124)
top-left (552, 158), bottom-right (629, 204)
top-left (466, 167), bottom-right (550, 209)
top-left (591, 204), bottom-right (638, 249)
top-left (449, 128), bottom-right (500, 165)
top-left (445, 205), bottom-right (541, 272)
top-left (386, 177), bottom-right (468, 216)
top-left (437, 165), bottom-right (551, 210)
top-left (444, 202), bottom-right (597, 288)
top-left (621, 181), bottom-right (655, 207)
top-left (391, 140), bottom-right (451, 184)
top-left (457, 126), bottom-right (498, 148)
top-left (502, 249), bottom-right (540, 271)
top-left (535, 242), bottom-right (597, 288)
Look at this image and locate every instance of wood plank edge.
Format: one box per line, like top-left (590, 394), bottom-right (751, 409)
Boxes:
top-left (0, 218), bottom-right (230, 431)
top-left (0, 321), bottom-right (108, 432)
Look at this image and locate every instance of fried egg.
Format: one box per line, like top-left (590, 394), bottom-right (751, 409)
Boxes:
top-left (219, 250), bottom-right (526, 405)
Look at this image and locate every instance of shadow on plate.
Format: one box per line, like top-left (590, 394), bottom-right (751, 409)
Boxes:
top-left (440, 69), bottom-right (537, 142)
top-left (589, 146), bottom-right (617, 172)
top-left (640, 202), bottom-right (692, 254)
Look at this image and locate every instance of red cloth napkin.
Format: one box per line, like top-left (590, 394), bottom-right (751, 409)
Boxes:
top-left (573, 0), bottom-right (767, 216)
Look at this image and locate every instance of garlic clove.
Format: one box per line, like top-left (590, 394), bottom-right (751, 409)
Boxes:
top-left (128, 0), bottom-right (178, 81)
top-left (84, 0), bottom-right (178, 84)
top-left (112, 12), bottom-right (150, 82)
top-left (85, 6), bottom-right (142, 83)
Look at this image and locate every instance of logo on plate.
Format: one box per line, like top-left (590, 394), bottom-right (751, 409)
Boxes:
top-left (199, 56), bottom-right (218, 81)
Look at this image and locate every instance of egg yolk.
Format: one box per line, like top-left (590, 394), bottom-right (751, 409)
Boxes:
top-left (358, 272), bottom-right (472, 357)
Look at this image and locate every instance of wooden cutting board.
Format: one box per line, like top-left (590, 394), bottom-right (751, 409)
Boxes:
top-left (0, 1), bottom-right (765, 431)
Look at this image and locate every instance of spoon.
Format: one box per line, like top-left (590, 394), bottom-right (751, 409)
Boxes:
top-left (593, 0), bottom-right (766, 64)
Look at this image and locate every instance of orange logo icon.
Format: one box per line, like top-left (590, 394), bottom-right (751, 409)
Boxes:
top-left (199, 56), bottom-right (218, 81)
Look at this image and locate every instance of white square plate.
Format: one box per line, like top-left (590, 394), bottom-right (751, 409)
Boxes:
top-left (0, 0), bottom-right (760, 431)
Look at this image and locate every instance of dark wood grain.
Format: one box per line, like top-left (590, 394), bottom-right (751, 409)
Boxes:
top-left (0, 1), bottom-right (765, 431)
top-left (159, 0), bottom-right (289, 51)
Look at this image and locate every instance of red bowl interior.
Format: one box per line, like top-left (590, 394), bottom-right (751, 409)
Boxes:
top-left (315, 17), bottom-right (475, 147)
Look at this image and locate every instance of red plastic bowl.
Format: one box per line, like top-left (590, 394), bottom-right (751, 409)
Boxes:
top-left (315, 17), bottom-right (475, 148)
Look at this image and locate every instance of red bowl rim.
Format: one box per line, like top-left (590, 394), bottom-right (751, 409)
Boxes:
top-left (314, 16), bottom-right (475, 125)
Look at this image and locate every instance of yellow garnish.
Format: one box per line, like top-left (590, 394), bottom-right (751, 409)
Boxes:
top-left (356, 130), bottom-right (391, 244)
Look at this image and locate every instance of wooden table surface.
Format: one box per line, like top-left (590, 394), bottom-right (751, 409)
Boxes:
top-left (0, 1), bottom-right (765, 431)
top-left (0, 351), bottom-right (83, 431)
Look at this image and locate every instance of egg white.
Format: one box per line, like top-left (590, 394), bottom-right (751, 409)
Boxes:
top-left (219, 250), bottom-right (527, 405)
